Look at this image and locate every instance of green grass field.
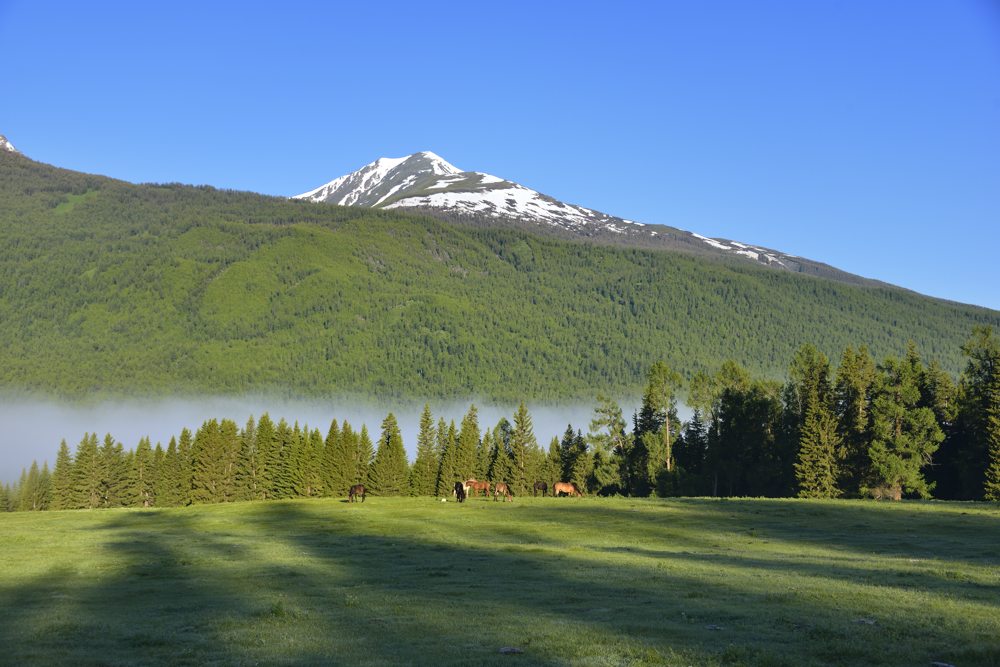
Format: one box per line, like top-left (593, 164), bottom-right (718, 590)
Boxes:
top-left (1, 497), bottom-right (998, 666)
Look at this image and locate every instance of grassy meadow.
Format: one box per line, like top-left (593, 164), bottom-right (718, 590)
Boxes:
top-left (1, 496), bottom-right (998, 666)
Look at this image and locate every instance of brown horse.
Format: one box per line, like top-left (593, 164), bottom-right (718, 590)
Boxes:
top-left (493, 482), bottom-right (512, 502)
top-left (553, 481), bottom-right (582, 497)
top-left (348, 484), bottom-right (366, 503)
top-left (467, 479), bottom-right (491, 499)
top-left (533, 481), bottom-right (548, 497)
top-left (453, 481), bottom-right (467, 503)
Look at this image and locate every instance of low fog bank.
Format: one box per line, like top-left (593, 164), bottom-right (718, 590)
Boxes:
top-left (0, 395), bottom-right (665, 485)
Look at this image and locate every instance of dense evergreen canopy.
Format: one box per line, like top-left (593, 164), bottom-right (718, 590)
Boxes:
top-left (1, 151), bottom-right (998, 402)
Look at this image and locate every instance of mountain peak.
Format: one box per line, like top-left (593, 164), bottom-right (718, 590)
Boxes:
top-left (0, 134), bottom-right (19, 155)
top-left (293, 151), bottom-right (462, 206)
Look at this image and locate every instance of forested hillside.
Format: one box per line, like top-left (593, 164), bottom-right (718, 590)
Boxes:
top-left (1, 150), bottom-right (997, 401)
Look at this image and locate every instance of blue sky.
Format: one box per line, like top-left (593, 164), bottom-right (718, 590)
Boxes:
top-left (2, 0), bottom-right (999, 309)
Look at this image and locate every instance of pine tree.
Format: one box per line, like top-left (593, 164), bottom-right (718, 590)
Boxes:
top-left (409, 405), bottom-right (438, 496)
top-left (50, 439), bottom-right (74, 510)
top-left (588, 397), bottom-right (627, 495)
top-left (636, 362), bottom-right (683, 480)
top-left (368, 413), bottom-right (409, 495)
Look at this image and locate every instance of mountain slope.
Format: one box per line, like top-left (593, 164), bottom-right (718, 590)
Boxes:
top-left (1, 148), bottom-right (998, 401)
top-left (296, 152), bottom-right (877, 286)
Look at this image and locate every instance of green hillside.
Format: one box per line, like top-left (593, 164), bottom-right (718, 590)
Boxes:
top-left (1, 150), bottom-right (997, 400)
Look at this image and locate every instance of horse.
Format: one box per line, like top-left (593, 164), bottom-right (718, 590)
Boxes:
top-left (467, 479), bottom-right (491, 499)
top-left (453, 481), bottom-right (467, 503)
top-left (533, 481), bottom-right (548, 497)
top-left (493, 482), bottom-right (512, 502)
top-left (553, 481), bottom-right (583, 497)
top-left (348, 484), bottom-right (366, 503)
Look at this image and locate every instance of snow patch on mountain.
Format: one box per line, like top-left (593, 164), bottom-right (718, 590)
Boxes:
top-left (294, 151), bottom-right (823, 277)
top-left (0, 135), bottom-right (18, 154)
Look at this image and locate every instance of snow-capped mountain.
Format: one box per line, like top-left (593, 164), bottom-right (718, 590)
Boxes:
top-left (0, 135), bottom-right (19, 154)
top-left (295, 152), bottom-right (872, 285)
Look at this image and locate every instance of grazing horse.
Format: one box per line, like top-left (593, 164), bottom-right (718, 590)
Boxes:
top-left (533, 481), bottom-right (548, 497)
top-left (493, 482), bottom-right (512, 502)
top-left (453, 481), bottom-right (467, 503)
top-left (467, 479), bottom-right (491, 499)
top-left (348, 484), bottom-right (366, 503)
top-left (553, 481), bottom-right (583, 497)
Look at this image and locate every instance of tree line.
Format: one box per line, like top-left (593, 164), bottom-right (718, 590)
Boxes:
top-left (3, 326), bottom-right (999, 511)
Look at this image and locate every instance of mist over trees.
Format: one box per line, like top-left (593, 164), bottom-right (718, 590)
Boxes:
top-left (3, 327), bottom-right (999, 511)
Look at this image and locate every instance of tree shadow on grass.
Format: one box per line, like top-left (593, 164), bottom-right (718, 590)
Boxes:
top-left (0, 499), bottom-right (998, 666)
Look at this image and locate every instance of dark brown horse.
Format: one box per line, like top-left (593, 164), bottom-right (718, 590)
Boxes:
top-left (348, 484), bottom-right (366, 503)
top-left (467, 479), bottom-right (491, 499)
top-left (553, 481), bottom-right (582, 497)
top-left (533, 481), bottom-right (548, 497)
top-left (453, 481), bottom-right (467, 503)
top-left (493, 482), bottom-right (512, 502)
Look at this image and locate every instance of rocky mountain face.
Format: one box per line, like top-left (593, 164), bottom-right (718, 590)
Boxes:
top-left (296, 152), bottom-right (876, 286)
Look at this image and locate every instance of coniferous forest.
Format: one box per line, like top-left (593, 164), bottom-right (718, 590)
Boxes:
top-left (5, 325), bottom-right (999, 510)
top-left (2, 150), bottom-right (999, 402)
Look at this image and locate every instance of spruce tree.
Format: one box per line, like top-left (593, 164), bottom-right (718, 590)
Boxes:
top-left (983, 373), bottom-right (1000, 501)
top-left (235, 416), bottom-right (262, 501)
top-left (129, 437), bottom-right (155, 507)
top-left (50, 439), bottom-right (74, 510)
top-left (70, 433), bottom-right (101, 509)
top-left (794, 396), bottom-right (842, 498)
top-left (320, 419), bottom-right (341, 496)
top-left (455, 404), bottom-right (480, 481)
top-left (509, 402), bottom-right (539, 496)
top-left (866, 356), bottom-right (944, 499)
top-left (435, 417), bottom-right (454, 496)
top-left (255, 415), bottom-right (277, 500)
top-left (409, 405), bottom-right (438, 496)
top-left (190, 420), bottom-right (223, 504)
top-left (356, 425), bottom-right (374, 486)
top-left (436, 420), bottom-right (458, 494)
top-left (368, 413), bottom-right (409, 495)
top-left (485, 418), bottom-right (511, 486)
top-left (98, 434), bottom-right (127, 508)
top-left (176, 427), bottom-right (194, 505)
top-left (327, 420), bottom-right (356, 497)
top-left (272, 420), bottom-right (304, 499)
top-left (157, 437), bottom-right (181, 506)
top-left (833, 346), bottom-right (877, 494)
top-left (302, 427), bottom-right (325, 497)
